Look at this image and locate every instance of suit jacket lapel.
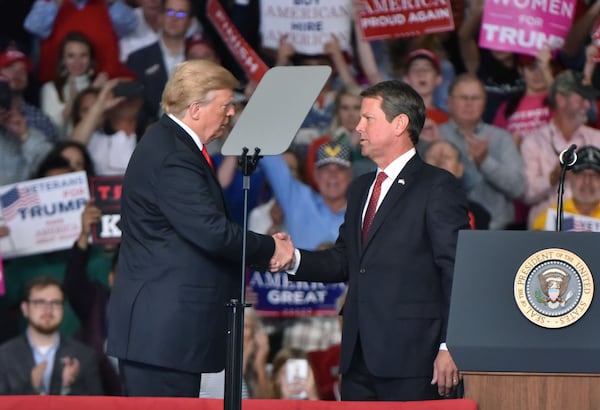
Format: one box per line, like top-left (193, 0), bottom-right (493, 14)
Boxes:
top-left (361, 155), bottom-right (424, 251)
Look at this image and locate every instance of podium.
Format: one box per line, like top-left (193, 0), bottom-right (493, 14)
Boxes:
top-left (447, 231), bottom-right (600, 410)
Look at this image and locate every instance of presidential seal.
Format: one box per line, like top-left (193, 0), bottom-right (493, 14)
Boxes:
top-left (514, 248), bottom-right (594, 329)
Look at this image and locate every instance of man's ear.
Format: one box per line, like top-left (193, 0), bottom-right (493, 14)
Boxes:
top-left (188, 102), bottom-right (203, 120)
top-left (21, 301), bottom-right (29, 319)
top-left (394, 113), bottom-right (409, 135)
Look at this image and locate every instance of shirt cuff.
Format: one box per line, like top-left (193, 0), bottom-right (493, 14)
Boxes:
top-left (286, 249), bottom-right (301, 274)
top-left (439, 342), bottom-right (448, 351)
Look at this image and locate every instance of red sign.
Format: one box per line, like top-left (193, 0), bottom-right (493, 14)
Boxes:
top-left (358, 0), bottom-right (454, 41)
top-left (206, 0), bottom-right (269, 83)
top-left (90, 176), bottom-right (123, 245)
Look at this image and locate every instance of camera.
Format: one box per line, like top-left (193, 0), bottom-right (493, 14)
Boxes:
top-left (113, 81), bottom-right (144, 99)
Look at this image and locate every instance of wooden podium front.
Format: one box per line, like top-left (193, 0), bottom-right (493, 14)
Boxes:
top-left (462, 372), bottom-right (600, 410)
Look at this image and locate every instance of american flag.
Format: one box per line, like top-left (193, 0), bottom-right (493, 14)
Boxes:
top-left (0, 186), bottom-right (41, 221)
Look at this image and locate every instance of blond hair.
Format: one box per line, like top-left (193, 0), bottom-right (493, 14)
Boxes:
top-left (161, 60), bottom-right (238, 117)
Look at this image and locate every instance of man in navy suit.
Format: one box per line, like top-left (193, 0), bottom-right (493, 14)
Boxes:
top-left (126, 0), bottom-right (193, 126)
top-left (284, 80), bottom-right (470, 401)
top-left (106, 59), bottom-right (294, 397)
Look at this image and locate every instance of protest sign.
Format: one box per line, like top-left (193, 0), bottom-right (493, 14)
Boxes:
top-left (90, 176), bottom-right (123, 244)
top-left (206, 0), bottom-right (270, 83)
top-left (0, 172), bottom-right (89, 259)
top-left (357, 0), bottom-right (454, 41)
top-left (479, 0), bottom-right (576, 55)
top-left (248, 270), bottom-right (346, 317)
top-left (260, 0), bottom-right (353, 55)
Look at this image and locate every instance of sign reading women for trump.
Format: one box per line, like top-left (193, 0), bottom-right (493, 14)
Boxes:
top-left (358, 0), bottom-right (454, 41)
top-left (0, 172), bottom-right (89, 259)
top-left (249, 270), bottom-right (346, 317)
top-left (479, 0), bottom-right (576, 56)
top-left (260, 0), bottom-right (353, 55)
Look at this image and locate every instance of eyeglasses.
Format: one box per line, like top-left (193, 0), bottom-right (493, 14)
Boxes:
top-left (28, 299), bottom-right (64, 309)
top-left (165, 9), bottom-right (189, 19)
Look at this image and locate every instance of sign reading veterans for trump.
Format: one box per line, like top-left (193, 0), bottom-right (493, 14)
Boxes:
top-left (260, 0), bottom-right (353, 55)
top-left (479, 0), bottom-right (576, 56)
top-left (249, 270), bottom-right (346, 316)
top-left (0, 172), bottom-right (89, 259)
top-left (90, 176), bottom-right (123, 244)
top-left (357, 0), bottom-right (454, 41)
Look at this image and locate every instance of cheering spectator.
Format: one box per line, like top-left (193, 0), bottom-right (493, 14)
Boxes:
top-left (0, 276), bottom-right (103, 395)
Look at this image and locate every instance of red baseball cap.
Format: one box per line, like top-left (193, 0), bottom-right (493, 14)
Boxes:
top-left (0, 50), bottom-right (33, 71)
top-left (405, 49), bottom-right (441, 72)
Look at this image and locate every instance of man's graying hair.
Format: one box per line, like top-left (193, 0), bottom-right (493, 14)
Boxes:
top-left (360, 80), bottom-right (426, 145)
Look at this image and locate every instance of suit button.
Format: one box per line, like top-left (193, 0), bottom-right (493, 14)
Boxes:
top-left (359, 268), bottom-right (366, 274)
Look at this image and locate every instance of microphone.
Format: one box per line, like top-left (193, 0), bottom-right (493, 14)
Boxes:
top-left (559, 144), bottom-right (578, 168)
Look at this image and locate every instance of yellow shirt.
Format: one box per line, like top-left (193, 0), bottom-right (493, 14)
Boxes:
top-left (532, 199), bottom-right (600, 231)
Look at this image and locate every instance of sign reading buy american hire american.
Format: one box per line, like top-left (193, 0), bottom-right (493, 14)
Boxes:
top-left (0, 172), bottom-right (89, 259)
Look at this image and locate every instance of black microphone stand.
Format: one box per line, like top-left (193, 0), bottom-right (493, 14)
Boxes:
top-left (556, 145), bottom-right (577, 231)
top-left (224, 147), bottom-right (262, 410)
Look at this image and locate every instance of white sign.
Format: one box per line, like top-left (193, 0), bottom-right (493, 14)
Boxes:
top-left (0, 172), bottom-right (89, 259)
top-left (544, 209), bottom-right (600, 232)
top-left (260, 0), bottom-right (353, 55)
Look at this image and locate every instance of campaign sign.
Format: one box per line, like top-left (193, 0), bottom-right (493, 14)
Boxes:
top-left (249, 270), bottom-right (346, 317)
top-left (260, 0), bottom-right (353, 55)
top-left (206, 0), bottom-right (269, 83)
top-left (479, 0), bottom-right (576, 56)
top-left (544, 209), bottom-right (600, 232)
top-left (90, 176), bottom-right (123, 244)
top-left (358, 0), bottom-right (454, 41)
top-left (0, 172), bottom-right (89, 259)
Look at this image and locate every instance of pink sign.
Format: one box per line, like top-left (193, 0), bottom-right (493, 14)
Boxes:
top-left (479, 0), bottom-right (577, 56)
top-left (358, 0), bottom-right (454, 41)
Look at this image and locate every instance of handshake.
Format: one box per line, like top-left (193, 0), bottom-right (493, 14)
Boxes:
top-left (269, 232), bottom-right (296, 272)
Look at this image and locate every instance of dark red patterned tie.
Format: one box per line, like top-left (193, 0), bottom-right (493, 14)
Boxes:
top-left (201, 146), bottom-right (214, 171)
top-left (362, 172), bottom-right (387, 244)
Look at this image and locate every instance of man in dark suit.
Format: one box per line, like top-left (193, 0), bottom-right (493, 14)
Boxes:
top-left (0, 276), bottom-right (103, 395)
top-left (126, 0), bottom-right (193, 126)
top-left (106, 59), bottom-right (294, 397)
top-left (283, 80), bottom-right (470, 401)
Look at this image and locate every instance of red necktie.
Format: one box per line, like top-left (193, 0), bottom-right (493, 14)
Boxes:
top-left (362, 172), bottom-right (387, 244)
top-left (201, 146), bottom-right (214, 171)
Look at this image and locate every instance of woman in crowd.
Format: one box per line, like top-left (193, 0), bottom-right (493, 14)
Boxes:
top-left (40, 31), bottom-right (108, 138)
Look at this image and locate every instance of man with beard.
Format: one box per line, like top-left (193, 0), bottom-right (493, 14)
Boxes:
top-left (0, 276), bottom-right (103, 395)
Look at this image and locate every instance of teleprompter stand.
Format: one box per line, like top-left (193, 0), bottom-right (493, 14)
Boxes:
top-left (220, 66), bottom-right (331, 410)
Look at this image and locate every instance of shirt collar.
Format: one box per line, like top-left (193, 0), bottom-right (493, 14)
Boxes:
top-left (167, 113), bottom-right (205, 152)
top-left (380, 148), bottom-right (416, 180)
